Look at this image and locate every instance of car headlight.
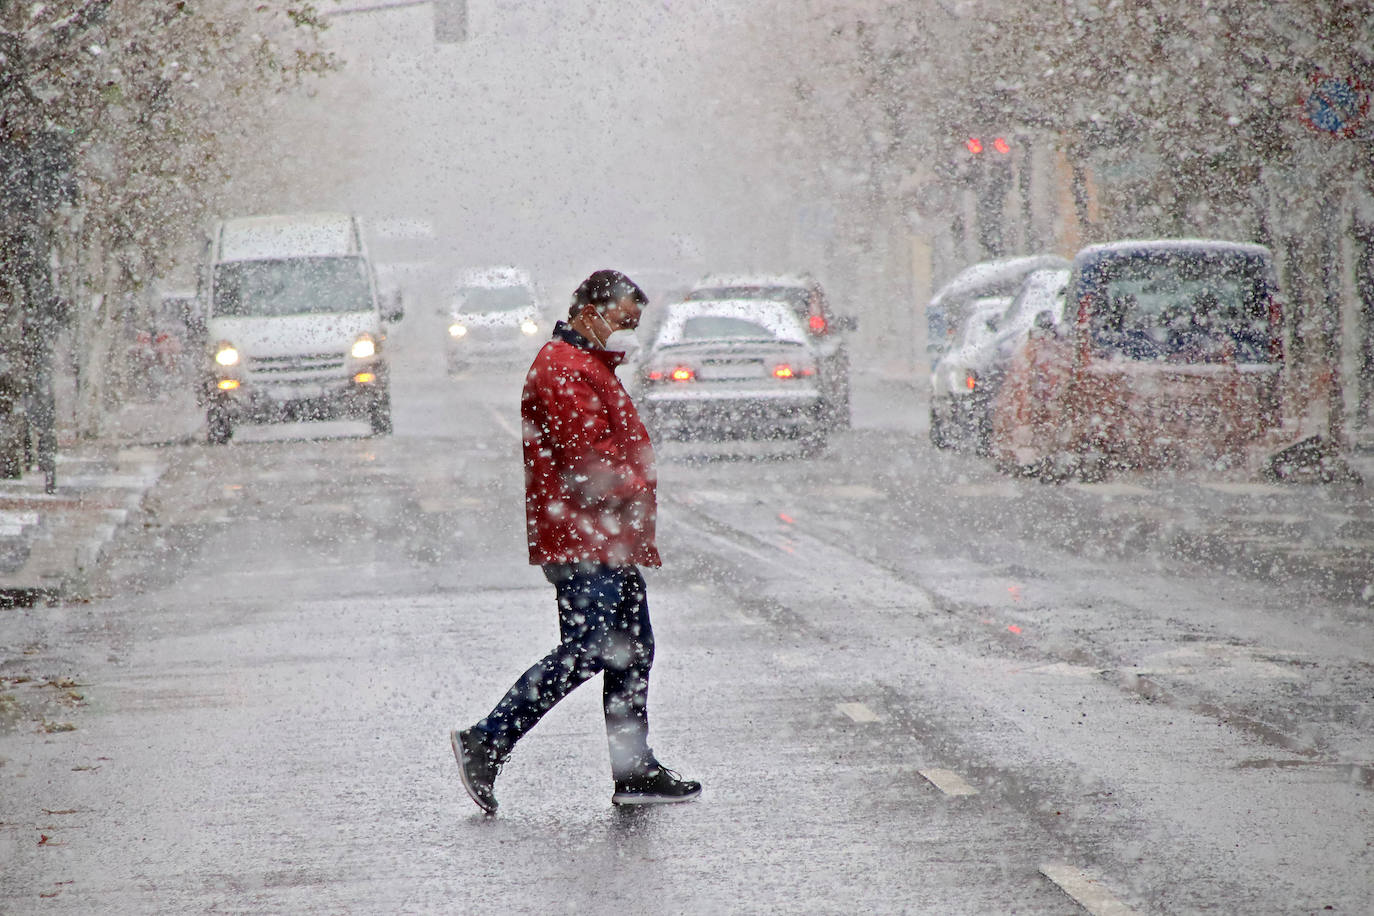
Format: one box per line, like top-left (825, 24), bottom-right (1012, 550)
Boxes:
top-left (350, 336), bottom-right (376, 359)
top-left (448, 322), bottom-right (467, 338)
top-left (520, 319), bottom-right (539, 336)
top-left (214, 344), bottom-right (239, 367)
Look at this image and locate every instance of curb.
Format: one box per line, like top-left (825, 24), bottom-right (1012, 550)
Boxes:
top-left (0, 447), bottom-right (166, 605)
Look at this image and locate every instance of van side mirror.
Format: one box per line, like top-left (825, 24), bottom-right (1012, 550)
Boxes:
top-left (1031, 310), bottom-right (1058, 336)
top-left (383, 290), bottom-right (405, 324)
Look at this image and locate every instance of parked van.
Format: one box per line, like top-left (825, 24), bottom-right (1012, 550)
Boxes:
top-left (989, 239), bottom-right (1292, 478)
top-left (199, 213), bottom-right (403, 443)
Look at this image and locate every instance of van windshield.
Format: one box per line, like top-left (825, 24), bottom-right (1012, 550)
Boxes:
top-left (1083, 249), bottom-right (1275, 363)
top-left (213, 257), bottom-right (373, 317)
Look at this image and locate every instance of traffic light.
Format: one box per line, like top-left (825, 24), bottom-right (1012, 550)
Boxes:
top-left (964, 135), bottom-right (1014, 258)
top-left (965, 136), bottom-right (1012, 158)
top-left (434, 0), bottom-right (466, 42)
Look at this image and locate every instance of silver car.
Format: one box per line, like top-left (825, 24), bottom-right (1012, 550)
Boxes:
top-left (636, 299), bottom-right (828, 455)
top-left (928, 297), bottom-right (1010, 452)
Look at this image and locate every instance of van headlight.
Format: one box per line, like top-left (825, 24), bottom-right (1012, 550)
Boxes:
top-left (214, 344), bottom-right (239, 367)
top-left (350, 336), bottom-right (376, 359)
top-left (520, 319), bottom-right (539, 336)
top-left (448, 322), bottom-right (467, 338)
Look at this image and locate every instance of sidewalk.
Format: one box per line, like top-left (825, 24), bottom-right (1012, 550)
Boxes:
top-left (0, 391), bottom-right (202, 605)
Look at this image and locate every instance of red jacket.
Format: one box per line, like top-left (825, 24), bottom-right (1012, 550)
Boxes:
top-left (522, 324), bottom-right (660, 567)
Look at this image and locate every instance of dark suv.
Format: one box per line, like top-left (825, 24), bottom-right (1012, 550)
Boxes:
top-left (684, 274), bottom-right (856, 427)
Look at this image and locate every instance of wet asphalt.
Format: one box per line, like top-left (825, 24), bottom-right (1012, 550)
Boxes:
top-left (1, 316), bottom-right (1370, 914)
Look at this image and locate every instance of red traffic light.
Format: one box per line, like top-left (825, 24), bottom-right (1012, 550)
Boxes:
top-left (966, 136), bottom-right (1012, 155)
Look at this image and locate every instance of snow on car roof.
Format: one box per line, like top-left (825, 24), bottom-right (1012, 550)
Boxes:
top-left (691, 273), bottom-right (816, 290)
top-left (217, 212), bottom-right (360, 261)
top-left (930, 255), bottom-right (1070, 305)
top-left (455, 266), bottom-right (534, 288)
top-left (1075, 239), bottom-right (1272, 261)
top-left (653, 299), bottom-right (809, 346)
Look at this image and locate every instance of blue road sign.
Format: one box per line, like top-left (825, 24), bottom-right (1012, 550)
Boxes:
top-left (1300, 73), bottom-right (1369, 138)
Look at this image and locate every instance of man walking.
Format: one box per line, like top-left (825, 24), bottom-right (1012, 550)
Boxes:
top-left (451, 269), bottom-right (701, 814)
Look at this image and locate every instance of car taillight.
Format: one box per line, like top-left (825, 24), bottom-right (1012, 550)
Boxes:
top-left (773, 364), bottom-right (815, 379)
top-left (808, 315), bottom-right (828, 334)
top-left (670, 366), bottom-right (695, 382)
top-left (965, 373), bottom-right (977, 391)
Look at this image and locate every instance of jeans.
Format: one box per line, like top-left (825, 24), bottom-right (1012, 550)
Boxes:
top-left (475, 563), bottom-right (655, 779)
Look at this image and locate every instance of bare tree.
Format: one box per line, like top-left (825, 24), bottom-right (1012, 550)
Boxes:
top-left (0, 0), bottom-right (336, 454)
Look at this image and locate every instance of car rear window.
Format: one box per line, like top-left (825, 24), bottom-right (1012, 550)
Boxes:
top-left (1079, 249), bottom-right (1275, 364)
top-left (682, 316), bottom-right (777, 340)
top-left (655, 300), bottom-right (807, 346)
top-left (685, 286), bottom-right (810, 317)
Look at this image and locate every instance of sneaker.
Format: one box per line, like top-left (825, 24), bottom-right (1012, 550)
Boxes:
top-left (451, 728), bottom-right (501, 815)
top-left (612, 762), bottom-right (702, 806)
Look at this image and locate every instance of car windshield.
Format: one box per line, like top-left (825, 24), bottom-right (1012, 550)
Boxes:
top-left (682, 316), bottom-right (778, 340)
top-left (213, 257), bottom-right (372, 317)
top-left (455, 285), bottom-right (535, 313)
top-left (1084, 250), bottom-right (1274, 363)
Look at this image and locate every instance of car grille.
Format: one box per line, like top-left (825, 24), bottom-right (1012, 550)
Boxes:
top-left (247, 352), bottom-right (347, 375)
top-left (457, 325), bottom-right (526, 344)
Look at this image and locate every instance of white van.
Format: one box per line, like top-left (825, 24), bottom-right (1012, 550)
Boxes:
top-left (199, 213), bottom-right (403, 442)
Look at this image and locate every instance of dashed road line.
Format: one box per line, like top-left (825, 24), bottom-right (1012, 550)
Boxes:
top-left (1039, 864), bottom-right (1137, 915)
top-left (917, 768), bottom-right (979, 796)
top-left (488, 405), bottom-right (521, 441)
top-left (836, 702), bottom-right (880, 723)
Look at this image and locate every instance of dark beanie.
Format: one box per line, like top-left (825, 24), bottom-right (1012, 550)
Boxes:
top-left (570, 270), bottom-right (647, 318)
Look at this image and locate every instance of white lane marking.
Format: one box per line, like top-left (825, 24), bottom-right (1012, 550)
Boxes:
top-left (1022, 662), bottom-right (1104, 679)
top-left (488, 405), bottom-right (521, 441)
top-left (772, 650), bottom-right (816, 669)
top-left (1064, 482), bottom-right (1152, 497)
top-left (836, 702), bottom-right (880, 723)
top-left (818, 484), bottom-right (882, 501)
top-left (918, 768), bottom-right (979, 796)
top-left (1040, 864), bottom-right (1137, 916)
top-left (0, 511), bottom-right (40, 536)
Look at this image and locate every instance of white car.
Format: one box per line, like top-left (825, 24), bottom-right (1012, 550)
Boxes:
top-left (443, 267), bottom-right (549, 372)
top-left (636, 299), bottom-right (828, 455)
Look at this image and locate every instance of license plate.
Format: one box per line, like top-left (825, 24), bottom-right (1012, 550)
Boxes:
top-left (267, 384), bottom-right (325, 401)
top-left (698, 363), bottom-right (763, 380)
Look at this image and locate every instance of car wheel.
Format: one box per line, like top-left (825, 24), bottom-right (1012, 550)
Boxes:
top-left (828, 388), bottom-right (852, 429)
top-left (369, 392), bottom-right (393, 436)
top-left (929, 406), bottom-right (952, 449)
top-left (800, 429), bottom-right (827, 458)
top-left (207, 405), bottom-right (232, 445)
top-left (973, 412), bottom-right (993, 457)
